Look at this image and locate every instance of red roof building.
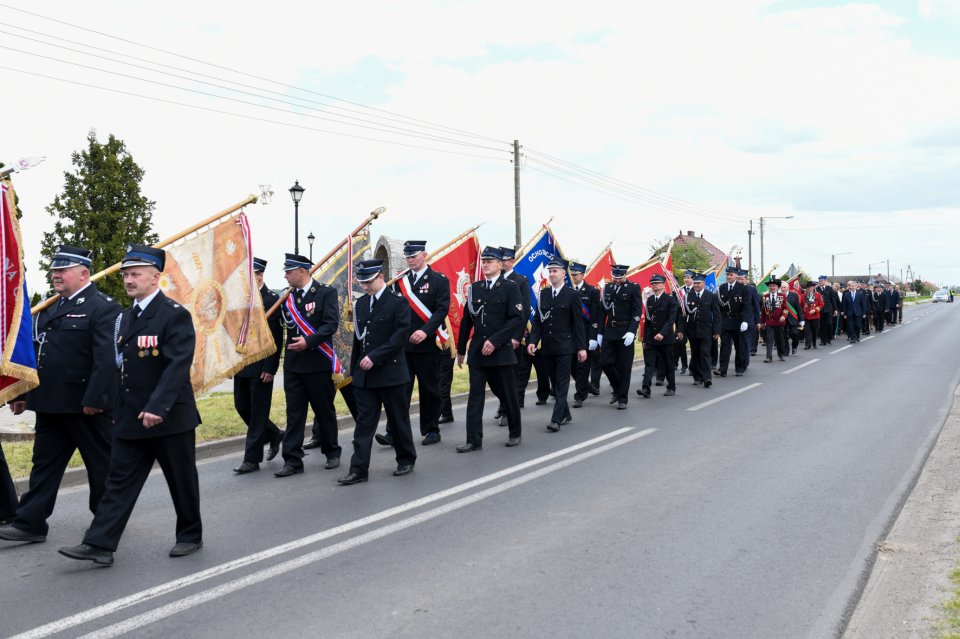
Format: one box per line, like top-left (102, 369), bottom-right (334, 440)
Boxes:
top-left (671, 230), bottom-right (728, 271)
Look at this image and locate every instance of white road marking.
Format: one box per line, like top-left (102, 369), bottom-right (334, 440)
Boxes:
top-left (72, 429), bottom-right (659, 639)
top-left (10, 428), bottom-right (638, 639)
top-left (861, 335), bottom-right (875, 341)
top-left (687, 382), bottom-right (762, 412)
top-left (830, 345), bottom-right (852, 354)
top-left (782, 359), bottom-right (819, 375)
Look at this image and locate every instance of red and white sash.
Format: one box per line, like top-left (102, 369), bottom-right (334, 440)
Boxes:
top-left (398, 274), bottom-right (449, 343)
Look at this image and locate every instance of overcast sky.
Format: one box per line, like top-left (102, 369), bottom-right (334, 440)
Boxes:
top-left (4, 0), bottom-right (959, 293)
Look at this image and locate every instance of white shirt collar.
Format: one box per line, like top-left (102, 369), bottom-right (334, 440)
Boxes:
top-left (67, 282), bottom-right (93, 301)
top-left (135, 288), bottom-right (161, 312)
top-left (412, 266), bottom-right (428, 280)
top-left (552, 283), bottom-right (564, 295)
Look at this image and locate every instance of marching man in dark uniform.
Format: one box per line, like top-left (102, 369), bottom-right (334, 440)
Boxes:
top-left (276, 254), bottom-right (342, 476)
top-left (841, 280), bottom-right (866, 343)
top-left (500, 247), bottom-right (549, 411)
top-left (231, 258), bottom-right (284, 475)
top-left (737, 269), bottom-right (760, 365)
top-left (338, 260), bottom-right (416, 485)
top-left (638, 273), bottom-right (679, 398)
top-left (684, 272), bottom-right (721, 388)
top-left (527, 257), bottom-right (587, 432)
top-left (815, 276), bottom-right (839, 345)
top-left (569, 261), bottom-right (599, 408)
top-left (784, 283), bottom-right (802, 355)
top-left (59, 245), bottom-right (202, 565)
top-left (672, 270), bottom-right (695, 375)
top-left (871, 283), bottom-right (888, 333)
top-left (716, 266), bottom-right (749, 377)
top-left (761, 279), bottom-right (789, 362)
top-left (802, 281), bottom-right (824, 350)
top-left (886, 284), bottom-right (901, 325)
top-left (599, 264), bottom-right (642, 410)
top-left (1, 245), bottom-right (121, 544)
top-left (456, 247), bottom-right (524, 451)
top-left (392, 240), bottom-right (449, 446)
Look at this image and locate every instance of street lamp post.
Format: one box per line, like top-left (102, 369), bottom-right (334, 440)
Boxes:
top-left (759, 215), bottom-right (794, 277)
top-left (831, 251), bottom-right (852, 278)
top-left (307, 232), bottom-right (315, 262)
top-left (289, 180), bottom-right (305, 255)
top-left (867, 260), bottom-right (884, 283)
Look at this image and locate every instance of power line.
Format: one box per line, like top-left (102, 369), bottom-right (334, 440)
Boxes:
top-left (0, 65), bottom-right (511, 162)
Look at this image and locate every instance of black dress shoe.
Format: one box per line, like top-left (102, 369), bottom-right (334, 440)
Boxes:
top-left (791, 348), bottom-right (797, 355)
top-left (274, 466), bottom-right (303, 478)
top-left (735, 371), bottom-right (743, 377)
top-left (547, 422), bottom-right (561, 432)
top-left (637, 387), bottom-right (651, 398)
top-left (266, 431), bottom-right (284, 461)
top-left (302, 437), bottom-right (323, 450)
top-left (393, 464), bottom-right (414, 476)
top-left (438, 415), bottom-right (454, 424)
top-left (609, 397), bottom-right (619, 405)
top-left (693, 380), bottom-right (702, 385)
top-left (505, 436), bottom-right (522, 447)
top-left (337, 473), bottom-right (368, 485)
top-left (0, 525), bottom-right (46, 543)
top-left (703, 380), bottom-right (712, 388)
top-left (655, 380), bottom-right (664, 386)
top-left (497, 415), bottom-right (507, 427)
top-left (763, 358), bottom-right (772, 363)
top-left (778, 356), bottom-right (785, 361)
top-left (456, 442), bottom-right (482, 453)
top-left (422, 432), bottom-right (441, 445)
top-left (324, 457), bottom-right (340, 470)
top-left (560, 415), bottom-right (573, 425)
top-left (535, 398), bottom-right (547, 405)
top-left (58, 543), bottom-right (114, 565)
top-left (664, 389), bottom-right (675, 396)
top-left (589, 386), bottom-right (600, 396)
top-left (573, 398), bottom-right (583, 408)
top-left (232, 461), bottom-right (259, 475)
top-left (617, 401), bottom-right (627, 410)
top-left (375, 433), bottom-right (394, 447)
top-left (169, 541), bottom-right (203, 557)
top-left (679, 367), bottom-right (687, 375)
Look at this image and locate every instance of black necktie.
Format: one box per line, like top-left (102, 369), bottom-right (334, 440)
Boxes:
top-left (409, 271), bottom-right (416, 286)
top-left (56, 297), bottom-right (65, 310)
top-left (132, 305), bottom-right (142, 322)
top-left (487, 280), bottom-right (493, 291)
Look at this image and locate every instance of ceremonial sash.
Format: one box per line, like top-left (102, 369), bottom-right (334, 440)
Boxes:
top-left (284, 295), bottom-right (343, 376)
top-left (786, 301), bottom-right (799, 321)
top-left (579, 299), bottom-right (590, 321)
top-left (398, 275), bottom-right (449, 342)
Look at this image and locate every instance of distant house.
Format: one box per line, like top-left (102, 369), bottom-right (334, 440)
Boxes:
top-left (832, 274), bottom-right (892, 286)
top-left (665, 230), bottom-right (729, 271)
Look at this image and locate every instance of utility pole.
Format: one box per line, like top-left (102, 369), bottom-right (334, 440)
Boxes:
top-left (831, 252), bottom-right (852, 278)
top-left (887, 259), bottom-right (890, 282)
top-left (759, 217), bottom-right (765, 277)
top-left (513, 139), bottom-right (521, 250)
top-left (747, 220), bottom-right (753, 277)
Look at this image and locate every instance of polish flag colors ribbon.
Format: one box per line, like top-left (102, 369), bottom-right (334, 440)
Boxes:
top-left (284, 295), bottom-right (343, 377)
top-left (397, 275), bottom-right (449, 343)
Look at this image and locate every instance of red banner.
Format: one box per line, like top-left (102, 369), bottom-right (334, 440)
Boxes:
top-left (585, 247), bottom-right (615, 289)
top-left (429, 233), bottom-right (480, 350)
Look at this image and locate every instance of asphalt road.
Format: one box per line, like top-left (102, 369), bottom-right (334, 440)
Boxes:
top-left (1, 303), bottom-right (957, 639)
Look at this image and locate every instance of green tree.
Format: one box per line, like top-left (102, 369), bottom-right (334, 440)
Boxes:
top-left (912, 279), bottom-right (928, 295)
top-left (670, 241), bottom-right (711, 277)
top-left (41, 130), bottom-right (158, 301)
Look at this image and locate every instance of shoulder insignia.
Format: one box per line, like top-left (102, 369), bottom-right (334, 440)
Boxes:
top-left (633, 316), bottom-right (640, 321)
top-left (516, 303), bottom-right (523, 311)
top-left (495, 281), bottom-right (501, 287)
top-left (310, 286), bottom-right (317, 294)
top-left (76, 297), bottom-right (85, 305)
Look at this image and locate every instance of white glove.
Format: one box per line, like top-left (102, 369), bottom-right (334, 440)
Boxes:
top-left (799, 321), bottom-right (805, 329)
top-left (596, 334), bottom-right (603, 347)
top-left (739, 321), bottom-right (748, 332)
top-left (588, 339), bottom-right (598, 351)
top-left (623, 332), bottom-right (635, 347)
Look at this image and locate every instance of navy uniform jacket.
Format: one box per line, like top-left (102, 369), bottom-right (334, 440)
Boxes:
top-left (599, 281), bottom-right (643, 339)
top-left (841, 290), bottom-right (866, 317)
top-left (26, 284), bottom-right (122, 413)
top-left (115, 291), bottom-right (199, 439)
top-left (785, 291), bottom-right (801, 328)
top-left (642, 292), bottom-right (679, 345)
top-left (683, 289), bottom-right (722, 339)
top-left (742, 285), bottom-right (761, 325)
top-left (573, 282), bottom-right (600, 342)
top-left (505, 270), bottom-right (531, 343)
top-left (671, 290), bottom-right (687, 335)
top-left (717, 281), bottom-right (748, 330)
top-left (393, 266), bottom-right (450, 353)
top-left (350, 289), bottom-right (410, 388)
top-left (871, 290), bottom-right (889, 313)
top-left (457, 275), bottom-right (524, 367)
top-left (816, 284), bottom-right (835, 315)
top-left (236, 285), bottom-right (283, 379)
top-left (529, 285), bottom-right (586, 356)
top-left (281, 280), bottom-right (339, 374)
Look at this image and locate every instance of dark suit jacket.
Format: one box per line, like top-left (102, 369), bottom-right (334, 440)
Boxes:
top-left (351, 289), bottom-right (410, 388)
top-left (871, 291), bottom-right (889, 313)
top-left (529, 285), bottom-right (586, 356)
top-left (115, 291), bottom-right (199, 439)
top-left (236, 285), bottom-right (282, 378)
top-left (815, 285), bottom-right (835, 314)
top-left (393, 266), bottom-right (450, 353)
top-left (718, 281), bottom-right (748, 330)
top-left (684, 289), bottom-right (721, 339)
top-left (841, 290), bottom-right (865, 317)
top-left (573, 282), bottom-right (600, 342)
top-left (26, 284), bottom-right (122, 413)
top-left (457, 275), bottom-right (524, 367)
top-left (889, 290), bottom-right (901, 308)
top-left (281, 280), bottom-right (339, 374)
top-left (743, 285), bottom-right (761, 325)
top-left (785, 292), bottom-right (801, 328)
top-left (642, 292), bottom-right (679, 345)
top-left (600, 281), bottom-right (643, 338)
top-left (505, 270), bottom-right (531, 342)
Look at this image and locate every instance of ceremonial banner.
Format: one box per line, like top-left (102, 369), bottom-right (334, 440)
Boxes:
top-left (159, 212), bottom-right (276, 393)
top-left (0, 180), bottom-right (39, 403)
top-left (514, 225), bottom-right (566, 320)
top-left (313, 228), bottom-right (372, 383)
top-left (585, 246), bottom-right (616, 289)
top-left (626, 259), bottom-right (670, 291)
top-left (428, 231), bottom-right (480, 351)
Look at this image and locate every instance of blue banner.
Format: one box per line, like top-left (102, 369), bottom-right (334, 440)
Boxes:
top-left (513, 228), bottom-right (565, 319)
top-left (705, 271), bottom-right (718, 294)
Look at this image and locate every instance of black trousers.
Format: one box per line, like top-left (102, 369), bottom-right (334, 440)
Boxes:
top-left (874, 310), bottom-right (885, 332)
top-left (719, 328), bottom-right (746, 373)
top-left (84, 430), bottom-right (201, 552)
top-left (819, 314), bottom-right (834, 344)
top-left (284, 371), bottom-right (341, 468)
top-left (12, 412), bottom-right (111, 536)
top-left (671, 337), bottom-right (688, 371)
top-left (349, 385), bottom-right (417, 477)
top-left (0, 442), bottom-right (18, 521)
top-left (406, 350), bottom-right (443, 436)
top-left (748, 327), bottom-right (759, 354)
top-left (845, 315), bottom-right (862, 341)
top-left (589, 348), bottom-right (603, 390)
top-left (804, 319), bottom-right (820, 348)
top-left (765, 325), bottom-right (786, 358)
top-left (601, 337), bottom-right (635, 403)
top-left (234, 376), bottom-right (281, 463)
top-left (643, 342), bottom-right (675, 391)
top-left (466, 364), bottom-right (521, 445)
top-left (710, 338), bottom-right (719, 368)
top-left (786, 324), bottom-right (801, 351)
top-left (438, 352), bottom-right (454, 419)
top-left (542, 353), bottom-right (573, 424)
top-left (573, 349), bottom-right (596, 401)
top-left (688, 336), bottom-right (712, 383)
top-left (516, 346), bottom-right (551, 402)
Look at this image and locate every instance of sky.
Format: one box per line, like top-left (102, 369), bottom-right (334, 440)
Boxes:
top-left (3, 0), bottom-right (960, 293)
